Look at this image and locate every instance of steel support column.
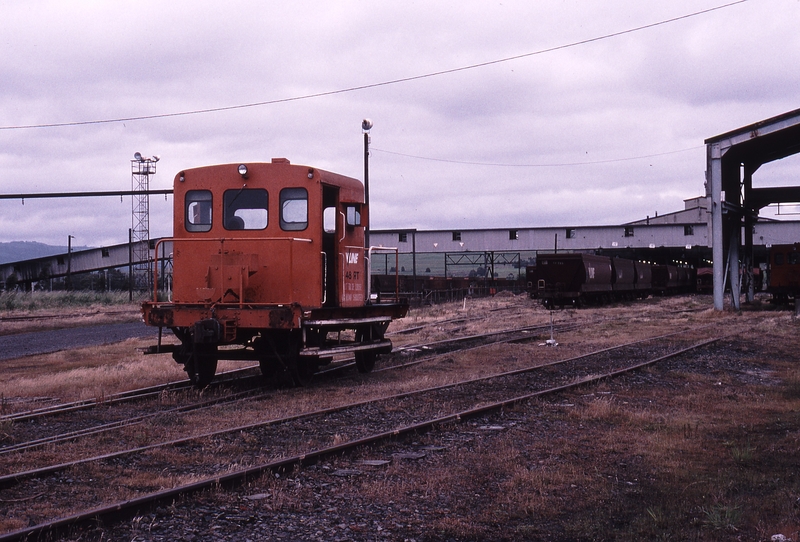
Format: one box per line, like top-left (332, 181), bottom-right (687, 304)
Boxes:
top-left (709, 143), bottom-right (725, 310)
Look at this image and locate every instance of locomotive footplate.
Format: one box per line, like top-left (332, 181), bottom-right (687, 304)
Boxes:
top-left (300, 314), bottom-right (397, 358)
top-left (299, 339), bottom-right (393, 358)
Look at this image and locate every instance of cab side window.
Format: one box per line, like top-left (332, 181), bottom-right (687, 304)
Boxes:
top-left (280, 188), bottom-right (308, 231)
top-left (186, 190), bottom-right (212, 232)
top-left (345, 205), bottom-right (361, 227)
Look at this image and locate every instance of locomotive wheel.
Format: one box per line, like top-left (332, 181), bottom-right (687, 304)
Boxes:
top-left (289, 358), bottom-right (316, 387)
top-left (354, 350), bottom-right (377, 374)
top-left (257, 357), bottom-right (298, 388)
top-left (185, 344), bottom-right (218, 388)
top-left (354, 325), bottom-right (384, 374)
top-left (258, 357), bottom-right (280, 380)
top-left (255, 332), bottom-right (313, 387)
top-left (278, 332), bottom-right (316, 387)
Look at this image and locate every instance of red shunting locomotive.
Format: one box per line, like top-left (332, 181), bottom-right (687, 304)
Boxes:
top-left (142, 158), bottom-right (408, 386)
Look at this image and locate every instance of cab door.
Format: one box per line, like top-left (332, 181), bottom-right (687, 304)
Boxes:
top-left (322, 186), bottom-right (338, 307)
top-left (338, 203), bottom-right (366, 307)
top-left (322, 184), bottom-right (365, 308)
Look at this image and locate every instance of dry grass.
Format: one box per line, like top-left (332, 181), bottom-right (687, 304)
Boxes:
top-left (337, 298), bottom-right (800, 541)
top-left (0, 338), bottom-right (248, 407)
top-left (3, 295), bottom-right (800, 540)
top-left (0, 291), bottom-right (143, 336)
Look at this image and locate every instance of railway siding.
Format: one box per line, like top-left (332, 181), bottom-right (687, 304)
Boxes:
top-left (2, 320), bottom-right (728, 538)
top-left (1, 296), bottom-right (797, 541)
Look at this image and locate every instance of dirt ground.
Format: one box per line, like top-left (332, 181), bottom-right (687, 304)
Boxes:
top-left (2, 294), bottom-right (799, 541)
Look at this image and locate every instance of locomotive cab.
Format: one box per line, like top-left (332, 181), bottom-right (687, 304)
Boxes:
top-left (142, 159), bottom-right (407, 387)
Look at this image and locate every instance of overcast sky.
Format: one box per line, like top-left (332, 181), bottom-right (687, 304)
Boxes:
top-left (1, 0), bottom-right (798, 248)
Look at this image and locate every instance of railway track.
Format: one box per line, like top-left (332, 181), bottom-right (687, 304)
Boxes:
top-left (0, 321), bottom-right (570, 460)
top-left (0, 365), bottom-right (262, 423)
top-left (0, 322), bottom-right (726, 541)
top-left (0, 306), bottom-right (531, 421)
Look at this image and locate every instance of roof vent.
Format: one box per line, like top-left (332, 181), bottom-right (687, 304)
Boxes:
top-left (271, 158), bottom-right (290, 164)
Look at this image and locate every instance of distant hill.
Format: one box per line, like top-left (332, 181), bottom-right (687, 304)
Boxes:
top-left (0, 241), bottom-right (70, 264)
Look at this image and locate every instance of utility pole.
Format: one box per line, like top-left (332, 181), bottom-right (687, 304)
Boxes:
top-left (362, 119), bottom-right (372, 250)
top-left (67, 235), bottom-right (74, 290)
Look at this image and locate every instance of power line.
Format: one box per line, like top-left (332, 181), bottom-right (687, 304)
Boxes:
top-left (371, 146), bottom-right (705, 168)
top-left (0, 0), bottom-right (748, 131)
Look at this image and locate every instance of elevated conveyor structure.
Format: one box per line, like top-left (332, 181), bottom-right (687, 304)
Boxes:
top-left (706, 108), bottom-right (800, 310)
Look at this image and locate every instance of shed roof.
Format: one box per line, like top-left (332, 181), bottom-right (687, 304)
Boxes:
top-left (705, 107), bottom-right (800, 167)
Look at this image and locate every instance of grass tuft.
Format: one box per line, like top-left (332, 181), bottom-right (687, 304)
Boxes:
top-left (702, 503), bottom-right (742, 532)
top-left (730, 439), bottom-right (755, 465)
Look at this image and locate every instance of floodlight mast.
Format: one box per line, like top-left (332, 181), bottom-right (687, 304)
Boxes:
top-left (131, 152), bottom-right (158, 291)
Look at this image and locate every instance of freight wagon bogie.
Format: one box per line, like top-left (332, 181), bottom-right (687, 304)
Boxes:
top-left (142, 159), bottom-right (407, 387)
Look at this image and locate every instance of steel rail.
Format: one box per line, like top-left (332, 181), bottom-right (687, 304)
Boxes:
top-left (0, 334), bottom-right (722, 542)
top-left (0, 316), bottom-right (698, 461)
top-left (0, 300), bottom-right (641, 422)
top-left (1, 325), bottom-right (549, 460)
top-left (0, 323), bottom-right (579, 484)
top-left (1, 365), bottom-right (260, 423)
top-left (1, 321), bottom-right (557, 425)
top-left (0, 326), bottom-right (715, 489)
top-left (0, 386), bottom-right (268, 456)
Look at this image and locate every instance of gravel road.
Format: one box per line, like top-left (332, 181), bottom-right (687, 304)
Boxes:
top-left (0, 322), bottom-right (160, 361)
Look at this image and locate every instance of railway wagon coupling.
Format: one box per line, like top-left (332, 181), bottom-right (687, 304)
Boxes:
top-left (142, 159), bottom-right (408, 387)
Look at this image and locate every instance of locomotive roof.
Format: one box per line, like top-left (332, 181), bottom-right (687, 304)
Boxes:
top-left (175, 160), bottom-right (365, 203)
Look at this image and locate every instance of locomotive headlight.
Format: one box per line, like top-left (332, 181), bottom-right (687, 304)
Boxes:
top-left (238, 164), bottom-right (248, 178)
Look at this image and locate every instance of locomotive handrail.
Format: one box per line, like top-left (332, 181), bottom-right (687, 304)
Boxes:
top-left (320, 251), bottom-right (327, 306)
top-left (338, 211), bottom-right (347, 243)
top-left (366, 245), bottom-right (400, 303)
top-left (149, 237), bottom-right (312, 303)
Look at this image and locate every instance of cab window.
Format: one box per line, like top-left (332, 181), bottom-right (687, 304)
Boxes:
top-left (345, 205), bottom-right (361, 227)
top-left (224, 189), bottom-right (268, 230)
top-left (280, 188), bottom-right (308, 231)
top-left (186, 190), bottom-right (212, 232)
top-left (323, 206), bottom-right (336, 234)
